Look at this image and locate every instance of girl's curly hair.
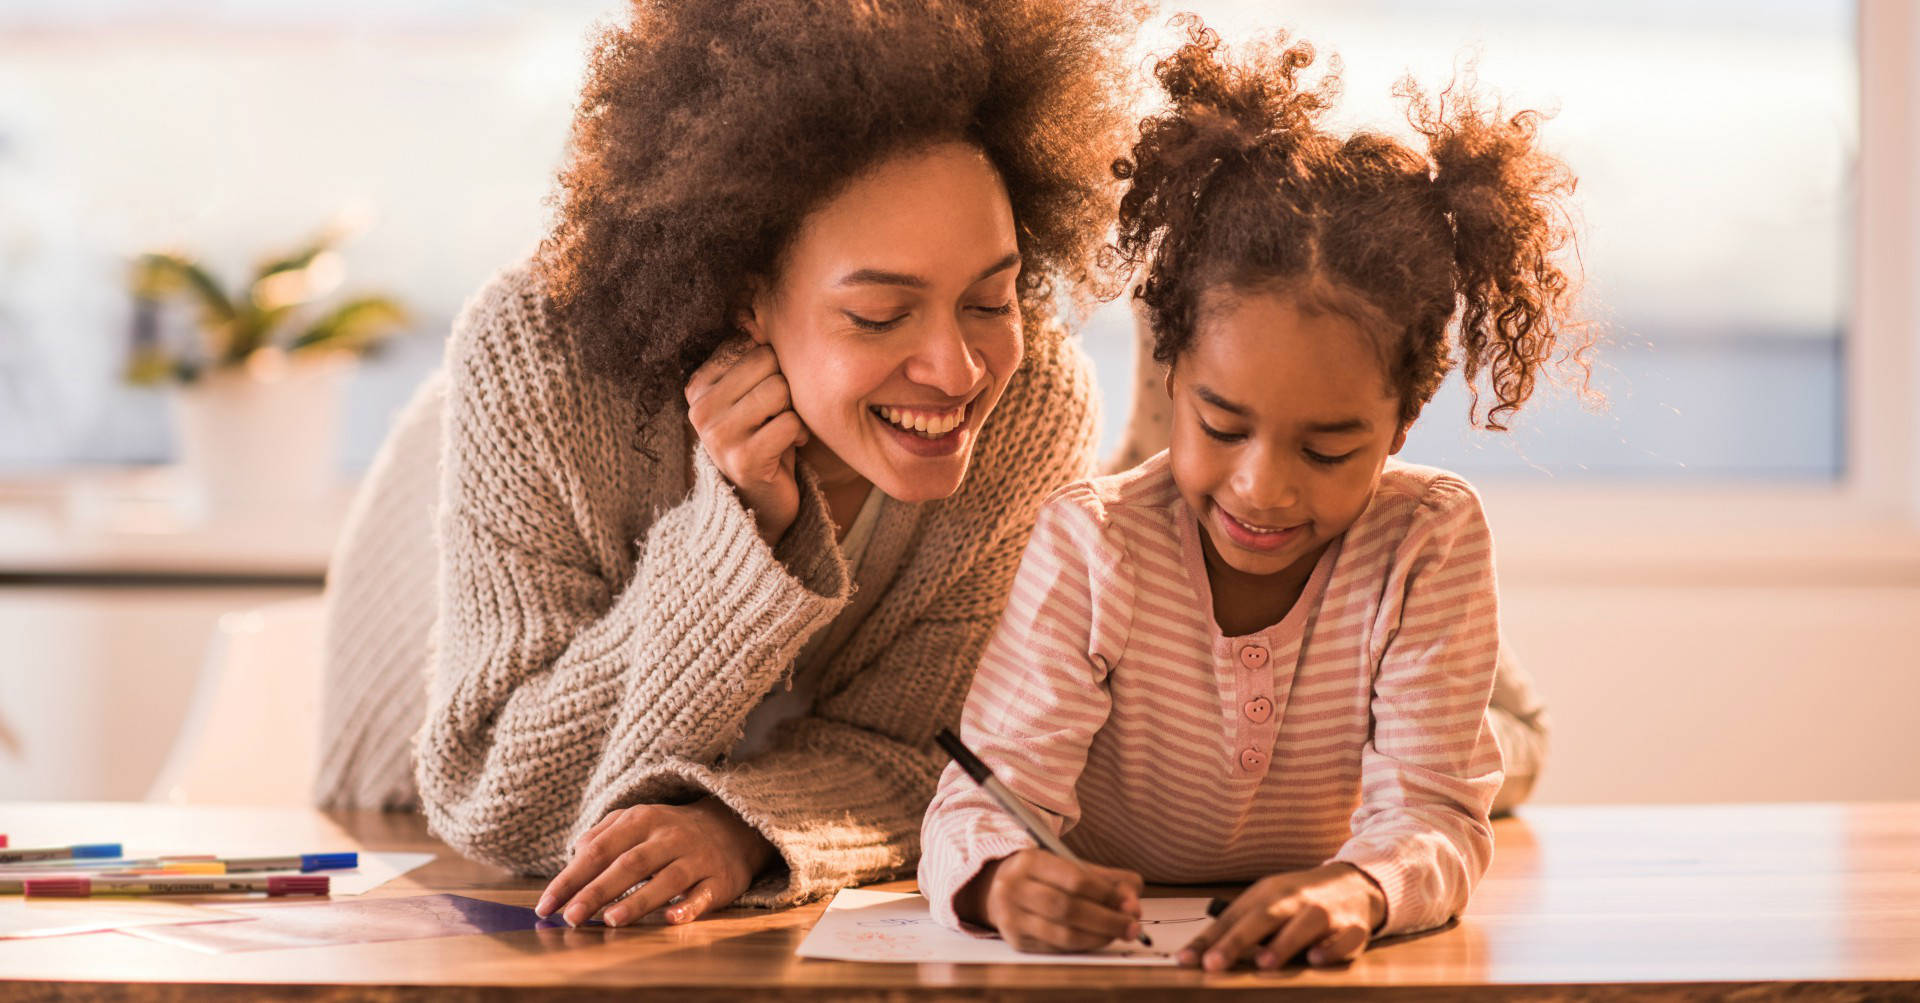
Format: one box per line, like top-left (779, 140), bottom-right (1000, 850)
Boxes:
top-left (1111, 17), bottom-right (1588, 431)
top-left (538, 0), bottom-right (1137, 411)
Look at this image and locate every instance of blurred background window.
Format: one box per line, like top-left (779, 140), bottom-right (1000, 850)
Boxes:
top-left (1074, 0), bottom-right (1857, 482)
top-left (0, 0), bottom-right (1860, 483)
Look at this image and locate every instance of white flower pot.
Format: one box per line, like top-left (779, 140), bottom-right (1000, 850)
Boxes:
top-left (170, 353), bottom-right (351, 518)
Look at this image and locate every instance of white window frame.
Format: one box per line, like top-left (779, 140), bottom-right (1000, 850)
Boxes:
top-left (1481, 0), bottom-right (1920, 585)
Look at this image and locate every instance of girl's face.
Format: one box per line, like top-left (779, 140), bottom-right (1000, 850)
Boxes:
top-left (1167, 286), bottom-right (1409, 581)
top-left (740, 140), bottom-right (1024, 502)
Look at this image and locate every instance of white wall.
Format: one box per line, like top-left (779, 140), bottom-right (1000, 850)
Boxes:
top-left (1502, 579), bottom-right (1920, 804)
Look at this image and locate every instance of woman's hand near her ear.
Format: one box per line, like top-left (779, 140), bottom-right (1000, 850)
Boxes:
top-left (685, 334), bottom-right (809, 547)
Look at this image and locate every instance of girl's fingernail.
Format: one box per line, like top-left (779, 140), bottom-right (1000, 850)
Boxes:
top-left (669, 907), bottom-right (688, 923)
top-left (1257, 951), bottom-right (1276, 969)
top-left (535, 894), bottom-right (556, 917)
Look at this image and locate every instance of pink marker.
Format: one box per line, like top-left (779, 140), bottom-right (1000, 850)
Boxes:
top-left (25, 875), bottom-right (329, 898)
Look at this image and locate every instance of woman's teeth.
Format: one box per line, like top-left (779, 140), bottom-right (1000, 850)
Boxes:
top-left (874, 405), bottom-right (963, 438)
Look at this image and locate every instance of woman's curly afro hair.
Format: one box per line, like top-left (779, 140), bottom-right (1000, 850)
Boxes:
top-left (538, 0), bottom-right (1139, 412)
top-left (1111, 17), bottom-right (1590, 431)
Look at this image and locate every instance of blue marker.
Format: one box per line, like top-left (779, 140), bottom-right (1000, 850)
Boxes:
top-left (0, 842), bottom-right (121, 866)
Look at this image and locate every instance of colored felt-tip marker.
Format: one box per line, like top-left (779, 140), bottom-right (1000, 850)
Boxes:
top-left (23, 874), bottom-right (329, 898)
top-left (934, 728), bottom-right (1152, 949)
top-left (0, 852), bottom-right (356, 874)
top-left (215, 853), bottom-right (358, 873)
top-left (0, 843), bottom-right (121, 865)
top-left (1, 870), bottom-right (146, 894)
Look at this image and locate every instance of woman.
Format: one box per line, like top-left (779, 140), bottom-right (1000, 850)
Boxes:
top-left (314, 0), bottom-right (1135, 926)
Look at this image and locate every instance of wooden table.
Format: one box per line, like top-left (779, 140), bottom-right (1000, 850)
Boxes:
top-left (2, 801), bottom-right (1916, 1000)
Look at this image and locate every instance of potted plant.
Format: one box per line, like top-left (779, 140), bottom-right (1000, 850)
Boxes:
top-left (125, 227), bottom-right (410, 515)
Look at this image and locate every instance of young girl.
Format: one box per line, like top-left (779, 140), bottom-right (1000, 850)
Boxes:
top-left (920, 21), bottom-right (1584, 970)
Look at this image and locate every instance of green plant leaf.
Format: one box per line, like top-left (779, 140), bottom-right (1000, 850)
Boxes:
top-left (122, 347), bottom-right (176, 387)
top-left (252, 237), bottom-right (334, 287)
top-left (288, 295), bottom-right (411, 354)
top-left (131, 253), bottom-right (236, 326)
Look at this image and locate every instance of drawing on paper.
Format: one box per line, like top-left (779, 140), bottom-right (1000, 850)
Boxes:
top-left (796, 888), bottom-right (1216, 967)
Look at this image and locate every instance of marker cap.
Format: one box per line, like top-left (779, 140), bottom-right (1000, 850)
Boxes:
top-left (934, 729), bottom-right (995, 785)
top-left (300, 852), bottom-right (357, 872)
top-left (24, 877), bottom-right (91, 898)
top-left (72, 844), bottom-right (123, 859)
top-left (267, 875), bottom-right (330, 896)
top-left (0, 835), bottom-right (8, 848)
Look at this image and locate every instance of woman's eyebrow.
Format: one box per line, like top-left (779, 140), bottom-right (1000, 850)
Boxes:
top-left (836, 251), bottom-right (1021, 289)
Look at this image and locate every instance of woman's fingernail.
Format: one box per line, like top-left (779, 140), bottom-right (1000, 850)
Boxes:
top-left (668, 907), bottom-right (688, 923)
top-left (604, 909), bottom-right (624, 927)
top-left (1177, 950), bottom-right (1197, 966)
top-left (1257, 951), bottom-right (1276, 969)
top-left (535, 894), bottom-right (556, 917)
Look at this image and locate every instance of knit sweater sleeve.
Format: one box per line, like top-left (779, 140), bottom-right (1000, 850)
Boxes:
top-left (415, 271), bottom-right (852, 875)
top-left (1331, 475), bottom-right (1505, 936)
top-left (602, 334), bottom-right (1104, 908)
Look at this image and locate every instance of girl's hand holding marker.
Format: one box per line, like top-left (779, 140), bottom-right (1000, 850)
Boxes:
top-left (964, 849), bottom-right (1146, 954)
top-left (936, 729), bottom-right (1150, 953)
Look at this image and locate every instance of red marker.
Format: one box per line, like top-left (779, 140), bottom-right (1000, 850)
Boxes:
top-left (25, 875), bottom-right (329, 898)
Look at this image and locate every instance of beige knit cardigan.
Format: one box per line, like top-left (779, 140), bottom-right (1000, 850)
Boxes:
top-left (314, 261), bottom-right (1101, 906)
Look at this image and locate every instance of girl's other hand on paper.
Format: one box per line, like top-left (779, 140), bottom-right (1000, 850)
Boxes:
top-left (536, 797), bottom-right (776, 927)
top-left (963, 848), bottom-right (1144, 953)
top-left (1178, 862), bottom-right (1386, 971)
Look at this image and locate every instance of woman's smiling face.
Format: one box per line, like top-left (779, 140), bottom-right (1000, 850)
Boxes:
top-left (740, 140), bottom-right (1024, 502)
top-left (1168, 285), bottom-right (1409, 581)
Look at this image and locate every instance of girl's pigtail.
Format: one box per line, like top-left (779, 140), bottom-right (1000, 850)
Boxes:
top-left (1407, 77), bottom-right (1586, 430)
top-left (1110, 17), bottom-right (1336, 362)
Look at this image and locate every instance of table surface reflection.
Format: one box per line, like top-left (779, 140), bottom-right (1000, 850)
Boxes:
top-left (1, 801), bottom-right (1915, 1000)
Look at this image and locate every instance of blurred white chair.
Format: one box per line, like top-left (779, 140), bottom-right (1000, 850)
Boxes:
top-left (147, 595), bottom-right (326, 806)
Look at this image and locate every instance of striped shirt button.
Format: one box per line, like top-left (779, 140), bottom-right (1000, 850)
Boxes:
top-left (1239, 747), bottom-right (1265, 772)
top-left (1238, 645), bottom-right (1269, 671)
top-left (1243, 697), bottom-right (1273, 723)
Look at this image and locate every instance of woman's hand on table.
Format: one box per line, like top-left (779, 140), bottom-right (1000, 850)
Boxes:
top-left (958, 848), bottom-right (1145, 953)
top-left (1178, 862), bottom-right (1386, 971)
top-left (685, 334), bottom-right (809, 548)
top-left (535, 797), bottom-right (776, 927)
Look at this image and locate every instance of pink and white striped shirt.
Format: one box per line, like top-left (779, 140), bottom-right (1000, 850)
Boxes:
top-left (919, 451), bottom-right (1504, 937)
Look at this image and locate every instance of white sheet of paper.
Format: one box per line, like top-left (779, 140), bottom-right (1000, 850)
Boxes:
top-left (0, 898), bottom-right (245, 939)
top-left (796, 889), bottom-right (1214, 965)
top-left (324, 851), bottom-right (436, 896)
